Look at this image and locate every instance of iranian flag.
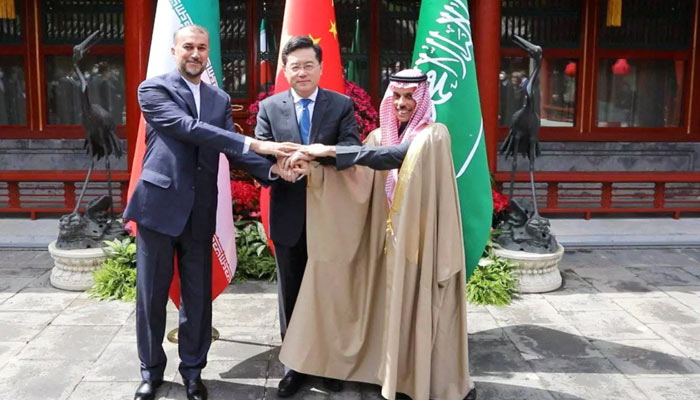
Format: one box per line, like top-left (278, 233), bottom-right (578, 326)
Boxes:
top-left (412, 0), bottom-right (493, 277)
top-left (259, 0), bottom-right (346, 247)
top-left (126, 0), bottom-right (236, 307)
top-left (259, 17), bottom-right (273, 89)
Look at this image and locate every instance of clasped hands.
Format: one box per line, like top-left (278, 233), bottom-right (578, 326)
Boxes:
top-left (274, 144), bottom-right (336, 182)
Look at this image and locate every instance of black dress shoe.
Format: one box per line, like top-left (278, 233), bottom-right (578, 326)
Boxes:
top-left (183, 377), bottom-right (207, 400)
top-left (277, 370), bottom-right (306, 398)
top-left (134, 379), bottom-right (163, 400)
top-left (464, 388), bottom-right (477, 400)
top-left (322, 377), bottom-right (343, 392)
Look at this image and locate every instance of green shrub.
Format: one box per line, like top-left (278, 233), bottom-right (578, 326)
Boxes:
top-left (234, 220), bottom-right (277, 282)
top-left (89, 237), bottom-right (137, 302)
top-left (467, 235), bottom-right (519, 306)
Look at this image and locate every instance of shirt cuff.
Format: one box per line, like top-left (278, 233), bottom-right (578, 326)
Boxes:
top-left (268, 166), bottom-right (279, 181)
top-left (243, 136), bottom-right (252, 154)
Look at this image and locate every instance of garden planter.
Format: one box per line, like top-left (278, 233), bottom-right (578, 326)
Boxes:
top-left (492, 244), bottom-right (564, 293)
top-left (48, 240), bottom-right (107, 291)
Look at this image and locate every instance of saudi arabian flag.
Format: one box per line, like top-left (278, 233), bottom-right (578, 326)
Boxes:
top-left (128, 0), bottom-right (235, 307)
top-left (412, 0), bottom-right (492, 277)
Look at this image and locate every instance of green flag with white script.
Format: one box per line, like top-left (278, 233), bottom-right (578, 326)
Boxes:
top-left (412, 0), bottom-right (493, 277)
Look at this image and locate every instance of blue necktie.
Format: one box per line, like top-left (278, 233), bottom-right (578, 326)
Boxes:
top-left (299, 98), bottom-right (312, 144)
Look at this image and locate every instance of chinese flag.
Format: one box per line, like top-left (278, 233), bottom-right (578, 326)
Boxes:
top-left (260, 0), bottom-right (346, 249)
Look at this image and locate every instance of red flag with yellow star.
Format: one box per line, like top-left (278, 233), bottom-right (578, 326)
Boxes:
top-left (273, 0), bottom-right (345, 93)
top-left (260, 0), bottom-right (345, 250)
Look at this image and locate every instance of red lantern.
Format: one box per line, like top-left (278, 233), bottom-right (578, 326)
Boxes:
top-left (564, 61), bottom-right (577, 77)
top-left (612, 58), bottom-right (631, 75)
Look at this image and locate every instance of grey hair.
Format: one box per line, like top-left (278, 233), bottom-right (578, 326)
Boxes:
top-left (173, 24), bottom-right (210, 44)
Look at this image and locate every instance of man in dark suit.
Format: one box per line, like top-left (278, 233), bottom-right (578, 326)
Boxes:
top-left (254, 36), bottom-right (361, 397)
top-left (125, 25), bottom-right (298, 400)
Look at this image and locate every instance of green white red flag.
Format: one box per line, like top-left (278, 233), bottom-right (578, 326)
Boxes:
top-left (126, 0), bottom-right (235, 307)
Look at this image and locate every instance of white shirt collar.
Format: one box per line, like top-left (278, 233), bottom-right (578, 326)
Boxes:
top-left (291, 87), bottom-right (318, 103)
top-left (180, 77), bottom-right (201, 115)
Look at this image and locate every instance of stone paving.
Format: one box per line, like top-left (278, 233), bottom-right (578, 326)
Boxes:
top-left (1, 247), bottom-right (700, 399)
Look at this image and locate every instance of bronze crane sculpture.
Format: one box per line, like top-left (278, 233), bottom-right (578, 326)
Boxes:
top-left (498, 35), bottom-right (557, 253)
top-left (71, 30), bottom-right (123, 219)
top-left (56, 30), bottom-right (125, 249)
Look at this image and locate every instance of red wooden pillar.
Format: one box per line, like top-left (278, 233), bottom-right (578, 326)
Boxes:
top-left (471, 0), bottom-right (501, 173)
top-left (124, 0), bottom-right (155, 171)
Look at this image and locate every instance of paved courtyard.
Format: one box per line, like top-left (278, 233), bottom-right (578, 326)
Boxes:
top-left (1, 247), bottom-right (700, 399)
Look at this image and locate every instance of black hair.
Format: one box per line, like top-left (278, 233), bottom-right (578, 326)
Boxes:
top-left (281, 36), bottom-right (322, 65)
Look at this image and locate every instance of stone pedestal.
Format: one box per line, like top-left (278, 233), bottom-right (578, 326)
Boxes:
top-left (48, 241), bottom-right (107, 291)
top-left (493, 244), bottom-right (565, 293)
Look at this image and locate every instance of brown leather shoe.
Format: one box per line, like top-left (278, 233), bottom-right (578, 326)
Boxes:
top-left (134, 379), bottom-right (163, 400)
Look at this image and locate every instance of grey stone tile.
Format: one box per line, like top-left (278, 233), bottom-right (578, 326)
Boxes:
top-left (591, 339), bottom-right (700, 375)
top-left (0, 359), bottom-right (93, 400)
top-left (547, 269), bottom-right (598, 295)
top-left (0, 287), bottom-right (81, 311)
top-left (0, 310), bottom-right (56, 341)
top-left (629, 375), bottom-right (700, 400)
top-left (164, 379), bottom-right (267, 400)
top-left (224, 280), bottom-right (278, 295)
top-left (575, 270), bottom-right (667, 298)
top-left (531, 358), bottom-right (649, 400)
top-left (559, 249), bottom-right (615, 269)
top-left (544, 292), bottom-right (622, 312)
top-left (68, 381), bottom-right (172, 400)
top-left (468, 337), bottom-right (533, 376)
top-left (211, 297), bottom-right (278, 328)
top-left (613, 297), bottom-right (700, 325)
top-left (598, 248), bottom-right (696, 267)
top-left (563, 310), bottom-right (659, 340)
top-left (503, 324), bottom-right (601, 360)
top-left (658, 286), bottom-right (700, 310)
top-left (472, 380), bottom-right (562, 400)
top-left (0, 250), bottom-right (48, 265)
top-left (208, 334), bottom-right (277, 363)
top-left (0, 341), bottom-right (24, 369)
top-left (17, 325), bottom-right (119, 361)
top-left (647, 323), bottom-right (700, 359)
top-left (628, 266), bottom-right (700, 287)
top-left (682, 265), bottom-right (700, 279)
top-left (680, 248), bottom-right (700, 264)
top-left (487, 298), bottom-right (570, 326)
top-left (467, 309), bottom-right (506, 339)
top-left (83, 340), bottom-right (179, 382)
top-left (52, 297), bottom-right (134, 326)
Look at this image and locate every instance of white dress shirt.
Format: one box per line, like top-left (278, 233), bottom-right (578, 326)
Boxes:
top-left (290, 87), bottom-right (318, 134)
top-left (182, 76), bottom-right (252, 154)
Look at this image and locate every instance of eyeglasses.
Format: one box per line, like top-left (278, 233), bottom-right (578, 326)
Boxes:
top-left (285, 63), bottom-right (319, 73)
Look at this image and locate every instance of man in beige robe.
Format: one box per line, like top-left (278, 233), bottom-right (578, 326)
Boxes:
top-left (279, 69), bottom-right (476, 400)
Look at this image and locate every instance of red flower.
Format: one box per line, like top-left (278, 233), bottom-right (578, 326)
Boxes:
top-left (492, 189), bottom-right (510, 213)
top-left (231, 180), bottom-right (261, 218)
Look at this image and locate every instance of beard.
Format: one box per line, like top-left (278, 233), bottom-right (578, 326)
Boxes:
top-left (180, 61), bottom-right (204, 78)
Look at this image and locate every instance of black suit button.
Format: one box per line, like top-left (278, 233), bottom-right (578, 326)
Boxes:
top-left (191, 185), bottom-right (195, 190)
top-left (197, 166), bottom-right (202, 171)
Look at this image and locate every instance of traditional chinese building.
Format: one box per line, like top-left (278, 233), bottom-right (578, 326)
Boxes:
top-left (0, 0), bottom-right (699, 218)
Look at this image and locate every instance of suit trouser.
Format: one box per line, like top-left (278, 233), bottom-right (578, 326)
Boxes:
top-left (135, 218), bottom-right (213, 381)
top-left (273, 225), bottom-right (308, 341)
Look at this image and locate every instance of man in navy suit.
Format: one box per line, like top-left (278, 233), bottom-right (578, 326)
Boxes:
top-left (254, 36), bottom-right (361, 397)
top-left (124, 25), bottom-right (298, 400)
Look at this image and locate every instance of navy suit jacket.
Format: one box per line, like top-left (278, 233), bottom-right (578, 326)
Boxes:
top-left (255, 88), bottom-right (361, 246)
top-left (125, 70), bottom-right (274, 238)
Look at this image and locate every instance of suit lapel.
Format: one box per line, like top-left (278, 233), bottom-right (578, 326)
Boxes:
top-left (199, 83), bottom-right (212, 123)
top-left (310, 88), bottom-right (328, 143)
top-left (170, 71), bottom-right (198, 119)
top-left (281, 90), bottom-right (302, 144)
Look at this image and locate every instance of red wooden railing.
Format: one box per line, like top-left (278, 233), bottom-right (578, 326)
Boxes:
top-left (0, 171), bottom-right (130, 220)
top-left (494, 172), bottom-right (700, 219)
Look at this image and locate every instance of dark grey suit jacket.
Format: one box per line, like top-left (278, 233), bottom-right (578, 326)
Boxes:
top-left (336, 141), bottom-right (411, 171)
top-left (255, 88), bottom-right (361, 246)
top-left (125, 70), bottom-right (274, 238)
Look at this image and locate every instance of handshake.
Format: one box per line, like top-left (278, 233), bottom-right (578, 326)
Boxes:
top-left (249, 139), bottom-right (336, 183)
